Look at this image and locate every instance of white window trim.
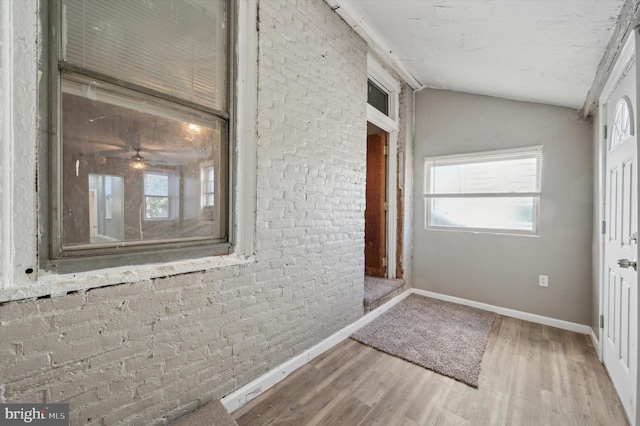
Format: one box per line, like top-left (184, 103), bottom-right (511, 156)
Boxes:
top-left (423, 145), bottom-right (543, 237)
top-left (0, 0), bottom-right (257, 302)
top-left (367, 54), bottom-right (400, 278)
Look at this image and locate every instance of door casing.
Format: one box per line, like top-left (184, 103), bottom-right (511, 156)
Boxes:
top-left (367, 54), bottom-right (400, 278)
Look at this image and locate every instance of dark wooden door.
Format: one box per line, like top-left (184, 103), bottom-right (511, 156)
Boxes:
top-left (365, 132), bottom-right (386, 277)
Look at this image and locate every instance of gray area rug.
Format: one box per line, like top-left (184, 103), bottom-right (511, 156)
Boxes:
top-left (363, 276), bottom-right (404, 308)
top-left (351, 294), bottom-right (495, 388)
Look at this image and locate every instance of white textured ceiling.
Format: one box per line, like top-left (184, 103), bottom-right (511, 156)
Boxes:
top-left (341, 0), bottom-right (625, 109)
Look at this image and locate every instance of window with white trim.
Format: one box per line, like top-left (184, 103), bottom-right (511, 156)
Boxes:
top-left (424, 146), bottom-right (543, 234)
top-left (144, 172), bottom-right (171, 220)
top-left (42, 0), bottom-right (233, 271)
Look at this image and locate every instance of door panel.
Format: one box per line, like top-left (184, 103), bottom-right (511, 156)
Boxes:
top-left (607, 268), bottom-right (616, 346)
top-left (609, 166), bottom-right (619, 242)
top-left (365, 132), bottom-right (387, 277)
top-left (603, 60), bottom-right (638, 422)
top-left (621, 277), bottom-right (631, 370)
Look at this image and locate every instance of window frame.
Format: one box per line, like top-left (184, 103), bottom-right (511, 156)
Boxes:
top-left (423, 146), bottom-right (543, 236)
top-left (40, 0), bottom-right (237, 273)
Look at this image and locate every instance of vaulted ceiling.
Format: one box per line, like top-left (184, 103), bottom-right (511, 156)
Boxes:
top-left (336, 0), bottom-right (626, 109)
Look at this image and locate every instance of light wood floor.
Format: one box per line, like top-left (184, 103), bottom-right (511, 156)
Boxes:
top-left (233, 315), bottom-right (628, 426)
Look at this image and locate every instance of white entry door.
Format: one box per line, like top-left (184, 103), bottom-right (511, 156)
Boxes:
top-left (604, 58), bottom-right (638, 422)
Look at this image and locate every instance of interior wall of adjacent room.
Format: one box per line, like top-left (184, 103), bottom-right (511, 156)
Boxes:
top-left (412, 88), bottom-right (594, 324)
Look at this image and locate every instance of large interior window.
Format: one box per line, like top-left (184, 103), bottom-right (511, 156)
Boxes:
top-left (48, 0), bottom-right (231, 266)
top-left (423, 146), bottom-right (543, 235)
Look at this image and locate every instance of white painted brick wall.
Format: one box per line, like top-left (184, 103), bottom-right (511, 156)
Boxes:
top-left (0, 0), bottom-right (367, 424)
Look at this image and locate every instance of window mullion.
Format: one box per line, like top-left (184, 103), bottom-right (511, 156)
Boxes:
top-left (58, 62), bottom-right (230, 120)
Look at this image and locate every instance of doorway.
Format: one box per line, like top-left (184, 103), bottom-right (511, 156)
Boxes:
top-left (365, 123), bottom-right (388, 277)
top-left (363, 57), bottom-right (404, 310)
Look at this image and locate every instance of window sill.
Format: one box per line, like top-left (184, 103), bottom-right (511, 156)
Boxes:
top-left (425, 226), bottom-right (540, 238)
top-left (0, 253), bottom-right (256, 303)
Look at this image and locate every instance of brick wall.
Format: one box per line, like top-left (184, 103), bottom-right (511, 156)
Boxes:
top-left (0, 0), bottom-right (367, 424)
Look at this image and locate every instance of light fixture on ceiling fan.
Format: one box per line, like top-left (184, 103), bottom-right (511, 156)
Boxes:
top-left (130, 148), bottom-right (147, 170)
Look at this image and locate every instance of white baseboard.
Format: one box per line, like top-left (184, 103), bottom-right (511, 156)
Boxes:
top-left (411, 289), bottom-right (591, 334)
top-left (590, 327), bottom-right (602, 360)
top-left (222, 287), bottom-right (591, 413)
top-left (221, 289), bottom-right (413, 413)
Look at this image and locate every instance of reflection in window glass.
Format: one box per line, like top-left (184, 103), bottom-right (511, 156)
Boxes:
top-left (144, 172), bottom-right (170, 219)
top-left (201, 165), bottom-right (215, 207)
top-left (88, 174), bottom-right (124, 242)
top-left (104, 176), bottom-right (113, 219)
top-left (61, 75), bottom-right (228, 247)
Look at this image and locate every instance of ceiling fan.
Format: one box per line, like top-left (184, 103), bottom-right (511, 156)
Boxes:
top-left (130, 148), bottom-right (147, 170)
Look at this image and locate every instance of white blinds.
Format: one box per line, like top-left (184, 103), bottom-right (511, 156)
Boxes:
top-left (62, 0), bottom-right (227, 112)
top-left (425, 146), bottom-right (542, 195)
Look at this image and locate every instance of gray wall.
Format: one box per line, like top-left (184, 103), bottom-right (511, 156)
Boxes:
top-left (413, 89), bottom-right (594, 324)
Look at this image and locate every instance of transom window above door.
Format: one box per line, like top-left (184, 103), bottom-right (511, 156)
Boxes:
top-left (368, 79), bottom-right (389, 116)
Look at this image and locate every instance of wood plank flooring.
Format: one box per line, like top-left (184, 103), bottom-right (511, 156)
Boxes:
top-left (233, 315), bottom-right (628, 426)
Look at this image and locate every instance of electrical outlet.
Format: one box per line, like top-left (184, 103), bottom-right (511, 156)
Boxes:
top-left (539, 275), bottom-right (549, 287)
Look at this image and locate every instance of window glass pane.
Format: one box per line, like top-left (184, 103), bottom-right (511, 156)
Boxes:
top-left (368, 80), bottom-right (388, 116)
top-left (431, 157), bottom-right (540, 194)
top-left (62, 0), bottom-right (227, 111)
top-left (144, 172), bottom-right (169, 197)
top-left (145, 196), bottom-right (170, 219)
top-left (430, 197), bottom-right (535, 231)
top-left (610, 97), bottom-right (633, 150)
top-left (61, 75), bottom-right (228, 248)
